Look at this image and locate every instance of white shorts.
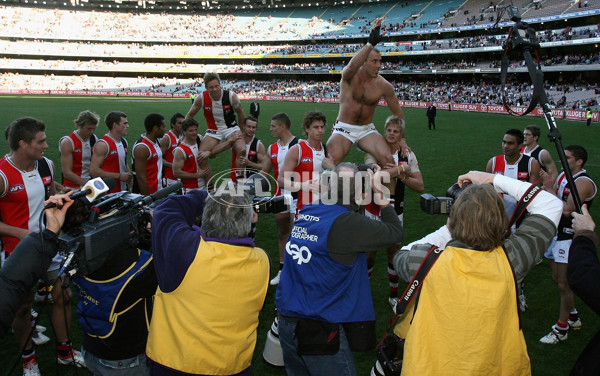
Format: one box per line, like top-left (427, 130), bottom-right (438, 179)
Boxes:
top-left (545, 237), bottom-right (572, 264)
top-left (279, 194), bottom-right (297, 215)
top-left (205, 126), bottom-right (241, 141)
top-left (331, 121), bottom-right (378, 145)
top-left (162, 177), bottom-right (180, 188)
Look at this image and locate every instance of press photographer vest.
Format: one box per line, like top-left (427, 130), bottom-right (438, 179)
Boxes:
top-left (72, 250), bottom-right (153, 338)
top-left (396, 244), bottom-right (530, 376)
top-left (276, 203), bottom-right (374, 323)
top-left (147, 238), bottom-right (269, 375)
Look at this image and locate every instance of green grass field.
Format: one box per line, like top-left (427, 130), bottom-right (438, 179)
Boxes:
top-left (0, 95), bottom-right (599, 376)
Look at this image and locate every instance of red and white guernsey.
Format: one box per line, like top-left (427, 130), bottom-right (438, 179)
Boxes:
top-left (295, 140), bottom-right (325, 211)
top-left (98, 134), bottom-right (128, 193)
top-left (0, 157), bottom-right (53, 254)
top-left (269, 137), bottom-right (299, 197)
top-left (163, 130), bottom-right (180, 181)
top-left (202, 90), bottom-right (238, 130)
top-left (134, 136), bottom-right (163, 194)
top-left (59, 131), bottom-right (93, 188)
top-left (174, 142), bottom-right (202, 190)
top-left (491, 154), bottom-right (533, 217)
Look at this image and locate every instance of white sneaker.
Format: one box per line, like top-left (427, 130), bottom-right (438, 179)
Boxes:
top-left (57, 349), bottom-right (86, 368)
top-left (389, 297), bottom-right (399, 314)
top-left (32, 330), bottom-right (50, 346)
top-left (270, 270), bottom-right (281, 286)
top-left (568, 318), bottom-right (582, 330)
top-left (30, 309), bottom-right (38, 319)
top-left (35, 325), bottom-right (46, 333)
top-left (34, 292), bottom-right (53, 304)
top-left (23, 360), bottom-right (41, 376)
top-left (518, 293), bottom-right (528, 312)
top-left (539, 325), bottom-right (568, 344)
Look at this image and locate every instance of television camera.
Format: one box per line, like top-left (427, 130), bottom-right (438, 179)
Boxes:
top-left (58, 182), bottom-right (182, 276)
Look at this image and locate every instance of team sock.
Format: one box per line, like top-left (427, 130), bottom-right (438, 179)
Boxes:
top-left (22, 348), bottom-right (36, 365)
top-left (57, 341), bottom-right (72, 357)
top-left (555, 321), bottom-right (569, 332)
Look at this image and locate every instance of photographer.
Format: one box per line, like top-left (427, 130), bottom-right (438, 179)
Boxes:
top-left (377, 171), bottom-right (562, 375)
top-left (147, 189), bottom-right (270, 375)
top-left (276, 163), bottom-right (404, 376)
top-left (64, 198), bottom-right (158, 375)
top-left (0, 194), bottom-right (73, 338)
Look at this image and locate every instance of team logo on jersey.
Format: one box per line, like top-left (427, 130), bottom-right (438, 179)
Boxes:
top-left (9, 184), bottom-right (24, 194)
top-left (286, 241), bottom-right (312, 265)
top-left (518, 172), bottom-right (529, 179)
top-left (301, 157), bottom-right (313, 163)
top-left (74, 148), bottom-right (82, 153)
top-left (204, 106), bottom-right (212, 110)
top-left (109, 150), bottom-right (118, 155)
top-left (271, 153), bottom-right (277, 159)
top-left (42, 176), bottom-right (52, 185)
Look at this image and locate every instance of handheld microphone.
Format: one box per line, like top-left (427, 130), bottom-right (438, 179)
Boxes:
top-left (45, 177), bottom-right (116, 209)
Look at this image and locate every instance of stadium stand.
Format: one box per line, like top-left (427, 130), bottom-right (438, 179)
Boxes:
top-left (0, 0), bottom-right (598, 109)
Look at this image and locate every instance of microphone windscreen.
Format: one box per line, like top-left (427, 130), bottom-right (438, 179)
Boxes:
top-left (103, 178), bottom-right (117, 192)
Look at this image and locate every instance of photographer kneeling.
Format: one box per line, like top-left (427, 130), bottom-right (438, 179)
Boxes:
top-left (147, 189), bottom-right (270, 376)
top-left (373, 171), bottom-right (563, 376)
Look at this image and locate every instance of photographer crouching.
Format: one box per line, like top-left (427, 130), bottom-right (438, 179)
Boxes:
top-left (372, 171), bottom-right (563, 376)
top-left (276, 163), bottom-right (404, 376)
top-left (147, 188), bottom-right (270, 375)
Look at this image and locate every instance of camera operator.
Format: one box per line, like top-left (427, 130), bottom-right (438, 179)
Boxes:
top-left (147, 188), bottom-right (270, 375)
top-left (63, 198), bottom-right (158, 375)
top-left (0, 194), bottom-right (73, 338)
top-left (276, 163), bottom-right (404, 376)
top-left (375, 171), bottom-right (562, 375)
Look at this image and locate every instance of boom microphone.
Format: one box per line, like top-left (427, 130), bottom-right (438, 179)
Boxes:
top-left (45, 177), bottom-right (116, 209)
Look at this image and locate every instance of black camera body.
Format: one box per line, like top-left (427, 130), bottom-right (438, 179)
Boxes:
top-left (244, 173), bottom-right (289, 214)
top-left (420, 182), bottom-right (467, 215)
top-left (505, 6), bottom-right (540, 51)
top-left (59, 183), bottom-right (180, 276)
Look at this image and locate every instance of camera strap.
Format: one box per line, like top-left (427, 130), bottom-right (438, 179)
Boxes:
top-left (501, 29), bottom-right (544, 117)
top-left (505, 184), bottom-right (543, 237)
top-left (378, 245), bottom-right (443, 347)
